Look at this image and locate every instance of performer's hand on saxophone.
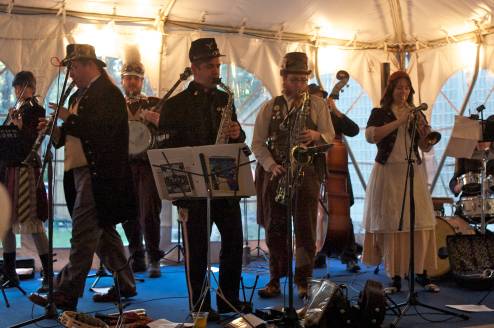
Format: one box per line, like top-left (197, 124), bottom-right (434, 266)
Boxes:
top-left (269, 163), bottom-right (286, 178)
top-left (297, 129), bottom-right (321, 146)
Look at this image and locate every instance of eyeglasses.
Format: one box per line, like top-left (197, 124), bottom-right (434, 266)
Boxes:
top-left (287, 77), bottom-right (309, 83)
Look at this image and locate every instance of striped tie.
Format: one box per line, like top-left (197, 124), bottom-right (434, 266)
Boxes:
top-left (17, 166), bottom-right (34, 223)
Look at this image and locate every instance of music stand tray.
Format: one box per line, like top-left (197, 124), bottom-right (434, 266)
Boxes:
top-left (0, 126), bottom-right (24, 163)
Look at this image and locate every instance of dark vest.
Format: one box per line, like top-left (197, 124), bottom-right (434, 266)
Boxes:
top-left (267, 96), bottom-right (317, 164)
top-left (366, 107), bottom-right (422, 165)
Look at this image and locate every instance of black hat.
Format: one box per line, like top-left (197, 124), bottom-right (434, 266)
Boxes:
top-left (280, 52), bottom-right (312, 75)
top-left (61, 44), bottom-right (106, 67)
top-left (12, 71), bottom-right (36, 89)
top-left (189, 38), bottom-right (224, 62)
top-left (308, 83), bottom-right (328, 99)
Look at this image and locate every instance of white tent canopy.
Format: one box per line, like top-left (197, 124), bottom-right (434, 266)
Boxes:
top-left (0, 0), bottom-right (492, 107)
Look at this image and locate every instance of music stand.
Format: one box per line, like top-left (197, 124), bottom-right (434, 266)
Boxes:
top-left (0, 126), bottom-right (23, 163)
top-left (163, 220), bottom-right (185, 264)
top-left (148, 143), bottom-right (257, 324)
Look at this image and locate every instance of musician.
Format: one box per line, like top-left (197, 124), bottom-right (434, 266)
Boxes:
top-left (120, 46), bottom-right (163, 277)
top-left (158, 38), bottom-right (245, 319)
top-left (252, 52), bottom-right (335, 299)
top-left (362, 70), bottom-right (439, 293)
top-left (307, 83), bottom-right (361, 273)
top-left (450, 141), bottom-right (494, 198)
top-left (29, 44), bottom-right (137, 310)
top-left (0, 71), bottom-right (50, 293)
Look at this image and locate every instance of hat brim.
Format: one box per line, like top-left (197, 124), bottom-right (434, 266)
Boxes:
top-left (61, 56), bottom-right (107, 68)
top-left (121, 72), bottom-right (144, 78)
top-left (190, 53), bottom-right (225, 62)
top-left (280, 69), bottom-right (312, 75)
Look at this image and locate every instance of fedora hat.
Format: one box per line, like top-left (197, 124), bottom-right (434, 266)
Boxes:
top-left (61, 44), bottom-right (106, 67)
top-left (189, 38), bottom-right (224, 62)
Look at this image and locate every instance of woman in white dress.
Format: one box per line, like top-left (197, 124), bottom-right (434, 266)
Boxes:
top-left (362, 70), bottom-right (439, 293)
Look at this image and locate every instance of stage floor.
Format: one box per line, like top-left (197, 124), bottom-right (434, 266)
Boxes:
top-left (1, 256), bottom-right (493, 327)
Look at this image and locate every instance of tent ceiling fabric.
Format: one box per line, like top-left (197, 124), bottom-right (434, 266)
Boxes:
top-left (2, 0), bottom-right (493, 44)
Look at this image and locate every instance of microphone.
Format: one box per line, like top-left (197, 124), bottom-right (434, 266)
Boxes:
top-left (412, 103), bottom-right (428, 112)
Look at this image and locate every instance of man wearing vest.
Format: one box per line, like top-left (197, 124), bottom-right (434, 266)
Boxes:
top-left (252, 52), bottom-right (335, 299)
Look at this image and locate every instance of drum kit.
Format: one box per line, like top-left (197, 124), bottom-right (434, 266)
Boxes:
top-left (430, 148), bottom-right (494, 278)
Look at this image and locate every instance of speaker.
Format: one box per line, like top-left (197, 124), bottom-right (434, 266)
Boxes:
top-left (446, 234), bottom-right (494, 290)
top-left (304, 279), bottom-right (351, 327)
top-left (0, 256), bottom-right (35, 279)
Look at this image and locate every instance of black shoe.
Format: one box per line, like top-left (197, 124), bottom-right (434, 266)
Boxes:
top-left (345, 260), bottom-right (361, 273)
top-left (92, 286), bottom-right (137, 302)
top-left (37, 275), bottom-right (49, 294)
top-left (314, 253), bottom-right (327, 269)
top-left (384, 275), bottom-right (401, 294)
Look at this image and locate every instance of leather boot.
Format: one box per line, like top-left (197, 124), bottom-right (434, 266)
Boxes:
top-left (0, 252), bottom-right (20, 288)
top-left (37, 254), bottom-right (51, 293)
top-left (130, 250), bottom-right (147, 273)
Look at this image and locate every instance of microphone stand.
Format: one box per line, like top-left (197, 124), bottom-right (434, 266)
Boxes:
top-left (10, 66), bottom-right (73, 328)
top-left (390, 109), bottom-right (468, 327)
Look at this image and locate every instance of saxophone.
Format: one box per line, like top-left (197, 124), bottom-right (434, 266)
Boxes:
top-left (274, 91), bottom-right (313, 204)
top-left (23, 81), bottom-right (76, 166)
top-left (215, 78), bottom-right (234, 144)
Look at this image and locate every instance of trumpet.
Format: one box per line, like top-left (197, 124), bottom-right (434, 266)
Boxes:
top-left (410, 104), bottom-right (441, 146)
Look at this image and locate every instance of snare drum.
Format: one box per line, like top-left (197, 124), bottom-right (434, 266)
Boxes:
top-left (428, 216), bottom-right (475, 278)
top-left (458, 195), bottom-right (494, 219)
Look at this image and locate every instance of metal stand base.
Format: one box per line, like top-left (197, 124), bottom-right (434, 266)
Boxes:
top-left (1, 280), bottom-right (26, 308)
top-left (389, 292), bottom-right (469, 327)
top-left (163, 221), bottom-right (185, 264)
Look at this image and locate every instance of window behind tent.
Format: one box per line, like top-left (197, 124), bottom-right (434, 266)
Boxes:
top-left (309, 73), bottom-right (374, 235)
top-left (430, 68), bottom-right (494, 203)
top-left (0, 62), bottom-right (16, 123)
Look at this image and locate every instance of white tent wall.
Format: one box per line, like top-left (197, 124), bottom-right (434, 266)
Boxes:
top-left (0, 14), bottom-right (66, 99)
top-left (1, 9), bottom-right (493, 266)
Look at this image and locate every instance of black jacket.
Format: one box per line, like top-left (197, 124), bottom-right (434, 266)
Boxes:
top-left (159, 81), bottom-right (246, 208)
top-left (366, 107), bottom-right (422, 165)
top-left (56, 75), bottom-right (137, 225)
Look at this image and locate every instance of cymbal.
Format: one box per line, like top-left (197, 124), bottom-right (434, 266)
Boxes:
top-left (0, 183), bottom-right (11, 240)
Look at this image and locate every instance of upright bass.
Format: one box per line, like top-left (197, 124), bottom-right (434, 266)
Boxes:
top-left (321, 70), bottom-right (356, 256)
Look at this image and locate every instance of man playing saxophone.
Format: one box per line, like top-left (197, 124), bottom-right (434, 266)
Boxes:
top-left (158, 38), bottom-right (246, 319)
top-left (252, 52), bottom-right (335, 298)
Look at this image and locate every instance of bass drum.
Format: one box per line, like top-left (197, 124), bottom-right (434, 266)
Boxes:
top-left (429, 216), bottom-right (475, 278)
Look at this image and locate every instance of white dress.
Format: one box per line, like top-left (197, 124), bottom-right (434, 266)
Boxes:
top-left (362, 105), bottom-right (437, 278)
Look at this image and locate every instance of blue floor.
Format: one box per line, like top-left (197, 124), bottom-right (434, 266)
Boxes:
top-left (1, 257), bottom-right (494, 327)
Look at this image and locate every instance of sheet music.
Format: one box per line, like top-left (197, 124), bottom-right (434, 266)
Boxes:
top-left (445, 115), bottom-right (481, 159)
